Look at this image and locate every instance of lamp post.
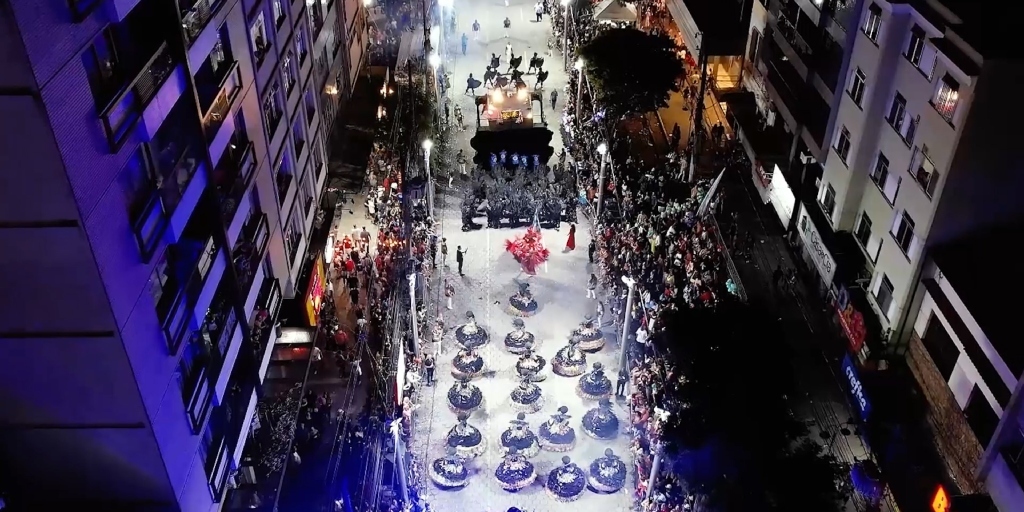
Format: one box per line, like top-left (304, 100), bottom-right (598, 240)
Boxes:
top-left (407, 273), bottom-right (419, 354)
top-left (619, 275), bottom-right (636, 372)
top-left (646, 441), bottom-right (663, 501)
top-left (560, 0), bottom-right (571, 71)
top-left (595, 142), bottom-right (607, 222)
top-left (574, 58), bottom-right (584, 122)
top-left (390, 420), bottom-right (410, 505)
top-left (422, 139), bottom-right (434, 217)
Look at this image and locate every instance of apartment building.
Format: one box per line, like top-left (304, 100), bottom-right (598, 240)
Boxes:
top-left (903, 224), bottom-right (1022, 509)
top-left (0, 0), bottom-right (364, 508)
top-left (813, 0), bottom-right (1024, 348)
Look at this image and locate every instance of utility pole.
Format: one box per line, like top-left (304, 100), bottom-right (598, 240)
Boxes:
top-left (687, 46), bottom-right (709, 182)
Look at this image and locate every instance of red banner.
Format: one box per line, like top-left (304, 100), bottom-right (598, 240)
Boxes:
top-left (837, 303), bottom-right (867, 354)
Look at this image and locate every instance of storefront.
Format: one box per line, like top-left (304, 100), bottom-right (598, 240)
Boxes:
top-left (304, 253), bottom-right (327, 326)
top-left (767, 164), bottom-right (795, 228)
top-left (795, 203), bottom-right (836, 289)
top-left (842, 354), bottom-right (871, 422)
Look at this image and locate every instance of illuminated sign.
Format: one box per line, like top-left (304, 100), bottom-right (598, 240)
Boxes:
top-left (797, 207), bottom-right (836, 284)
top-left (304, 255), bottom-right (327, 326)
top-left (837, 286), bottom-right (867, 354)
top-left (843, 355), bottom-right (871, 421)
top-left (931, 486), bottom-right (949, 512)
top-left (501, 109), bottom-right (523, 122)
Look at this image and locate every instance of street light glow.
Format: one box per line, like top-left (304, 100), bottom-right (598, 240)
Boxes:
top-left (428, 53), bottom-right (441, 69)
top-left (574, 58), bottom-right (584, 71)
top-left (422, 139), bottom-right (433, 152)
top-left (597, 142), bottom-right (607, 156)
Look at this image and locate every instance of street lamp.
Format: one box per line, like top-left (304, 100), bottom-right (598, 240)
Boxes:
top-left (574, 58), bottom-right (584, 122)
top-left (428, 52), bottom-right (442, 122)
top-left (560, 0), bottom-right (571, 70)
top-left (596, 142), bottom-right (608, 222)
top-left (422, 139), bottom-right (434, 217)
top-left (619, 275), bottom-right (636, 372)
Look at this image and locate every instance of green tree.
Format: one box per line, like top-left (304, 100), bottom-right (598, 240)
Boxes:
top-left (578, 28), bottom-right (683, 120)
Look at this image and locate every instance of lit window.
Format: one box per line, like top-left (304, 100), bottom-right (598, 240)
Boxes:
top-left (863, 4), bottom-right (882, 42)
top-left (250, 13), bottom-right (269, 64)
top-left (273, 0), bottom-right (285, 26)
top-left (932, 75), bottom-right (959, 124)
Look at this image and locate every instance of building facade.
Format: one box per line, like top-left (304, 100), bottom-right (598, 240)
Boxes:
top-left (815, 0), bottom-right (1024, 347)
top-left (903, 227), bottom-right (1024, 509)
top-left (0, 0), bottom-right (365, 508)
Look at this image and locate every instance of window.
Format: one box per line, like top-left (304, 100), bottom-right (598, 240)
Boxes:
top-left (863, 4), bottom-right (881, 42)
top-left (296, 28), bottom-right (309, 63)
top-left (250, 13), bottom-right (270, 65)
top-left (870, 152), bottom-right (889, 188)
top-left (299, 176), bottom-right (314, 215)
top-left (273, 0), bottom-right (285, 27)
top-left (210, 31), bottom-right (228, 75)
top-left (304, 88), bottom-right (317, 124)
top-left (913, 147), bottom-right (940, 197)
top-left (873, 273), bottom-right (895, 319)
top-left (292, 117), bottom-right (306, 156)
top-left (149, 255), bottom-right (172, 312)
top-left (886, 92), bottom-right (917, 145)
top-left (834, 126), bottom-right (852, 163)
top-left (932, 75), bottom-right (960, 124)
top-left (905, 25), bottom-right (937, 78)
top-left (285, 208), bottom-right (304, 263)
top-left (891, 209), bottom-right (915, 255)
top-left (83, 28), bottom-right (120, 109)
top-left (848, 68), bottom-right (866, 106)
top-left (964, 386), bottom-right (999, 446)
top-left (921, 314), bottom-right (960, 381)
top-left (312, 139), bottom-right (324, 177)
top-left (262, 81), bottom-right (283, 132)
top-left (282, 51), bottom-right (297, 92)
top-left (820, 184), bottom-right (836, 218)
top-left (854, 213), bottom-right (872, 247)
top-left (748, 29), bottom-right (761, 63)
top-left (275, 150), bottom-right (294, 205)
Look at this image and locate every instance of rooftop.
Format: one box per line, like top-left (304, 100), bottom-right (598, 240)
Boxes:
top-left (929, 221), bottom-right (1024, 378)
top-left (914, 0), bottom-right (1019, 60)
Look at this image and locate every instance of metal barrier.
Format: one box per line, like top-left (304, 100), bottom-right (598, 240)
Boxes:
top-left (708, 213), bottom-right (747, 302)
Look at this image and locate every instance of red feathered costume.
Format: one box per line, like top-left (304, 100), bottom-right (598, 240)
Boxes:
top-left (505, 226), bottom-right (551, 275)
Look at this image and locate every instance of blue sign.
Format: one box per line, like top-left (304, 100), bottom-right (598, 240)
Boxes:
top-left (843, 355), bottom-right (872, 421)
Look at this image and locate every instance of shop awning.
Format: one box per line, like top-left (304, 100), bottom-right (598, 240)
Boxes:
top-left (593, 0), bottom-right (637, 22)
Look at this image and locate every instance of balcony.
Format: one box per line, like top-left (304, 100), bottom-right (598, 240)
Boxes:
top-left (100, 43), bottom-right (179, 152)
top-left (233, 213), bottom-right (270, 294)
top-left (180, 331), bottom-right (216, 433)
top-left (214, 135), bottom-right (258, 223)
top-left (158, 229), bottom-right (223, 355)
top-left (251, 278), bottom-right (283, 374)
top-left (180, 0), bottom-right (227, 48)
top-left (201, 62), bottom-right (243, 140)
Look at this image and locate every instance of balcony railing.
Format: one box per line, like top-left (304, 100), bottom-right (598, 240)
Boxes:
top-left (251, 278), bottom-right (283, 365)
top-left (181, 0), bottom-right (226, 48)
top-left (181, 336), bottom-right (215, 433)
top-left (101, 43), bottom-right (177, 153)
top-left (203, 62), bottom-right (243, 140)
top-left (68, 0), bottom-right (101, 22)
top-left (217, 140), bottom-right (258, 222)
top-left (157, 143), bottom-right (203, 212)
top-left (161, 237), bottom-right (222, 354)
top-left (233, 214), bottom-right (270, 293)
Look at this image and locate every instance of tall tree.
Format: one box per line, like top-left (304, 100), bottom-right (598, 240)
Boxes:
top-left (578, 28), bottom-right (683, 120)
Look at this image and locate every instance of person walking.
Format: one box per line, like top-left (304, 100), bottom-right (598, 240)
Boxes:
top-left (445, 279), bottom-right (455, 309)
top-left (586, 273), bottom-right (598, 299)
top-left (588, 239), bottom-right (596, 263)
top-left (534, 1), bottom-right (543, 21)
top-left (441, 237), bottom-right (449, 266)
top-left (503, 16), bottom-right (511, 38)
top-left (615, 369), bottom-right (628, 397)
top-left (472, 19), bottom-right (480, 40)
top-left (550, 89), bottom-right (558, 109)
top-left (456, 246), bottom-right (467, 276)
top-left (423, 355), bottom-right (436, 386)
top-left (461, 33), bottom-right (468, 55)
top-left (564, 223), bottom-right (576, 251)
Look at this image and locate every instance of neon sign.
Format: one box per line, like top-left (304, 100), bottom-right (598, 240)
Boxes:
top-left (843, 355), bottom-right (871, 421)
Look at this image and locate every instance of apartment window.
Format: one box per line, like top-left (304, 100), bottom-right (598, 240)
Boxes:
top-left (292, 118), bottom-right (307, 156)
top-left (149, 255), bottom-right (172, 311)
top-left (312, 139), bottom-right (325, 177)
top-left (820, 184), bottom-right (836, 219)
top-left (296, 28), bottom-right (309, 63)
top-left (870, 152), bottom-right (889, 188)
top-left (891, 209), bottom-right (915, 255)
top-left (873, 273), bottom-right (895, 319)
top-left (848, 68), bottom-right (866, 106)
top-left (210, 32), bottom-right (228, 75)
top-left (863, 4), bottom-right (881, 42)
top-left (932, 75), bottom-right (960, 124)
top-left (834, 126), bottom-right (852, 163)
top-left (887, 92), bottom-right (917, 145)
top-left (250, 13), bottom-right (270, 65)
top-left (262, 81), bottom-right (283, 133)
top-left (921, 314), bottom-right (960, 381)
top-left (285, 208), bottom-right (304, 263)
top-left (276, 150), bottom-right (294, 205)
top-left (748, 29), bottom-right (761, 63)
top-left (964, 386), bottom-right (999, 446)
top-left (299, 177), bottom-right (314, 215)
top-left (854, 213), bottom-right (872, 248)
top-left (905, 25), bottom-right (937, 78)
top-left (83, 28), bottom-right (120, 109)
top-left (304, 89), bottom-right (317, 125)
top-left (283, 52), bottom-right (297, 92)
top-left (914, 147), bottom-right (940, 197)
top-left (273, 0), bottom-right (285, 27)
